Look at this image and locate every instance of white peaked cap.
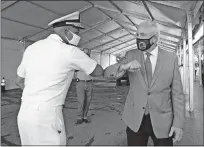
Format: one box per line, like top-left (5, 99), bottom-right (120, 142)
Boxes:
top-left (48, 11), bottom-right (85, 29)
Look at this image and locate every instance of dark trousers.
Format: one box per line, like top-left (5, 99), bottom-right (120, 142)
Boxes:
top-left (76, 81), bottom-right (93, 119)
top-left (1, 86), bottom-right (5, 93)
top-left (126, 114), bottom-right (173, 146)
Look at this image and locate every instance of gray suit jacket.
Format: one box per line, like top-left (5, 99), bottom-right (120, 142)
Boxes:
top-left (104, 48), bottom-right (185, 138)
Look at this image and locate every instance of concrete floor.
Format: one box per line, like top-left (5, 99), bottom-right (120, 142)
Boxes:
top-left (1, 80), bottom-right (203, 146)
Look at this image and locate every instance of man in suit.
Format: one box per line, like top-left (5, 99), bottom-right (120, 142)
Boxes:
top-left (75, 48), bottom-right (94, 125)
top-left (104, 20), bottom-right (185, 146)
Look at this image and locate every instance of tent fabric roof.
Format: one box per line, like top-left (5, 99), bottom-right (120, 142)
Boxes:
top-left (1, 1), bottom-right (201, 57)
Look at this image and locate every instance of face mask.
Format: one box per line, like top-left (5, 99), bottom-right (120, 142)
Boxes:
top-left (136, 36), bottom-right (154, 51)
top-left (65, 30), bottom-right (81, 46)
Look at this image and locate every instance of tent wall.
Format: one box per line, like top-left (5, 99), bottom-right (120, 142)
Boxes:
top-left (100, 54), bottom-right (117, 69)
top-left (90, 52), bottom-right (101, 64)
top-left (101, 54), bottom-right (110, 69)
top-left (1, 39), bottom-right (24, 90)
top-left (91, 52), bottom-right (117, 81)
top-left (109, 54), bottom-right (117, 65)
top-left (91, 52), bottom-right (117, 69)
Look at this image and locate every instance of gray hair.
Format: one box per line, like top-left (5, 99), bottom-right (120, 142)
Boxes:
top-left (138, 20), bottom-right (160, 41)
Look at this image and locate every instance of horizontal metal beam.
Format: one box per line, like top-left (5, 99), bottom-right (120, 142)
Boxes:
top-left (114, 43), bottom-right (177, 55)
top-left (160, 41), bottom-right (178, 49)
top-left (98, 14), bottom-right (181, 41)
top-left (158, 42), bottom-right (177, 49)
top-left (160, 31), bottom-right (181, 40)
top-left (23, 1), bottom-right (93, 39)
top-left (126, 1), bottom-right (185, 30)
top-left (114, 47), bottom-right (137, 55)
top-left (78, 3), bottom-right (94, 13)
top-left (124, 11), bottom-right (184, 31)
top-left (102, 38), bottom-right (135, 53)
top-left (96, 7), bottom-right (135, 36)
top-left (109, 42), bottom-right (136, 54)
top-left (118, 26), bottom-right (181, 45)
top-left (148, 0), bottom-right (186, 11)
top-left (1, 36), bottom-right (34, 43)
top-left (79, 18), bottom-right (111, 34)
top-left (2, 17), bottom-right (46, 30)
top-left (96, 4), bottom-right (184, 31)
top-left (158, 43), bottom-right (176, 50)
top-left (78, 3), bottom-right (136, 48)
top-left (97, 35), bottom-right (178, 54)
top-left (80, 27), bottom-right (122, 46)
top-left (160, 38), bottom-right (179, 45)
top-left (160, 46), bottom-right (176, 52)
top-left (193, 1), bottom-right (203, 18)
top-left (25, 27), bottom-right (53, 39)
top-left (160, 47), bottom-right (176, 53)
top-left (93, 26), bottom-right (132, 48)
top-left (91, 51), bottom-right (102, 54)
top-left (160, 45), bottom-right (176, 51)
top-left (1, 36), bottom-right (21, 42)
top-left (80, 13), bottom-right (138, 45)
top-left (27, 1), bottom-right (61, 15)
top-left (92, 2), bottom-right (137, 54)
top-left (115, 45), bottom-right (177, 55)
top-left (142, 0), bottom-right (154, 20)
top-left (111, 43), bottom-right (137, 54)
top-left (108, 0), bottom-right (136, 26)
top-left (1, 1), bottom-right (20, 11)
top-left (111, 18), bottom-right (137, 29)
top-left (90, 34), bottom-right (130, 50)
top-left (28, 1), bottom-right (93, 16)
top-left (85, 1), bottom-right (182, 50)
top-left (90, 0), bottom-right (136, 37)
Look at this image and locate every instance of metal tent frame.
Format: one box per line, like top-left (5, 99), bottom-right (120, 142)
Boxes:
top-left (1, 0), bottom-right (204, 112)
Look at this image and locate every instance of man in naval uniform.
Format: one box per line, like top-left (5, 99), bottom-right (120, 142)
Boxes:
top-left (16, 11), bottom-right (103, 146)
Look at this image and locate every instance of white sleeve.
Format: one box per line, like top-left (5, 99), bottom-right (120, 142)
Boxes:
top-left (17, 52), bottom-right (27, 78)
top-left (69, 47), bottom-right (97, 75)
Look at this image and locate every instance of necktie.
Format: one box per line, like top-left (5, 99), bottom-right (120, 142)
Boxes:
top-left (144, 52), bottom-right (152, 115)
top-left (145, 52), bottom-right (152, 87)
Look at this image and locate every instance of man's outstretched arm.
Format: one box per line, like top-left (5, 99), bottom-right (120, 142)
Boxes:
top-left (103, 52), bottom-right (141, 80)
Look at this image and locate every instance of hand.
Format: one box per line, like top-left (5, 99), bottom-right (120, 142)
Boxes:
top-left (126, 60), bottom-right (141, 72)
top-left (169, 126), bottom-right (183, 143)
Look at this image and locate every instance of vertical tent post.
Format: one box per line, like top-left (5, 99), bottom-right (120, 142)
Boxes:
top-left (176, 48), bottom-right (179, 64)
top-left (100, 52), bottom-right (102, 66)
top-left (22, 38), bottom-right (27, 51)
top-left (19, 38), bottom-right (27, 58)
top-left (177, 44), bottom-right (180, 65)
top-left (198, 41), bottom-right (203, 86)
top-left (109, 54), bottom-right (111, 66)
top-left (183, 34), bottom-right (187, 93)
top-left (187, 11), bottom-right (194, 112)
top-left (179, 42), bottom-right (182, 65)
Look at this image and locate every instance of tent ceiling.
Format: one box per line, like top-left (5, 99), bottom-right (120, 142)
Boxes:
top-left (1, 0), bottom-right (201, 57)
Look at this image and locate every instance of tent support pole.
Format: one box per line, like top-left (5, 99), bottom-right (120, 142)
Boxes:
top-left (198, 41), bottom-right (203, 86)
top-left (183, 35), bottom-right (187, 94)
top-left (100, 52), bottom-right (102, 65)
top-left (179, 43), bottom-right (182, 65)
top-left (109, 54), bottom-right (111, 66)
top-left (187, 11), bottom-right (194, 112)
